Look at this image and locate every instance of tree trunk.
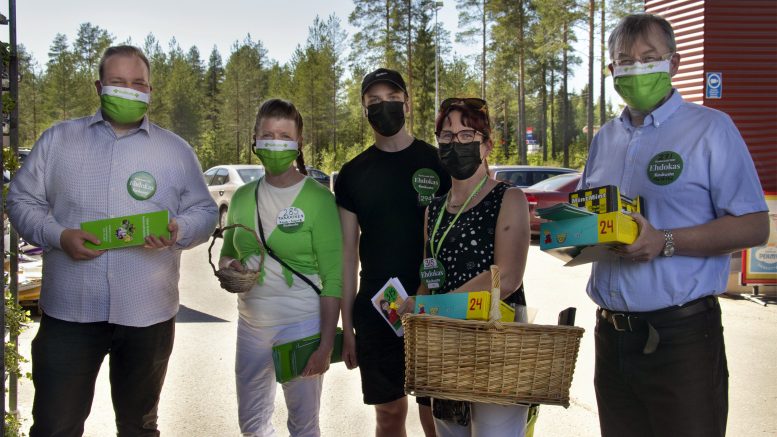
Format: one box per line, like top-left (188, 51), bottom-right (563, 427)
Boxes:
top-left (550, 68), bottom-right (556, 160)
top-left (385, 0), bottom-right (391, 65)
top-left (588, 0), bottom-right (595, 147)
top-left (600, 0), bottom-right (607, 127)
top-left (406, 0), bottom-right (413, 134)
top-left (503, 99), bottom-right (509, 157)
top-left (482, 0), bottom-right (487, 99)
top-left (333, 72), bottom-right (338, 153)
top-left (517, 0), bottom-right (527, 165)
top-left (562, 22), bottom-right (570, 168)
top-left (235, 68), bottom-right (240, 163)
top-left (541, 62), bottom-right (548, 162)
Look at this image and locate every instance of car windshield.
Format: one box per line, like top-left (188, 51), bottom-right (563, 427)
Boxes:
top-left (529, 173), bottom-right (579, 191)
top-left (237, 168), bottom-right (264, 183)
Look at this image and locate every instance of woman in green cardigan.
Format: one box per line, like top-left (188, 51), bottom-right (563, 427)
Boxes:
top-left (219, 99), bottom-right (343, 437)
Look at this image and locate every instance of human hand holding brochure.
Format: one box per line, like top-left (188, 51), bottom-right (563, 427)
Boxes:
top-left (372, 277), bottom-right (410, 337)
top-left (80, 210), bottom-right (170, 250)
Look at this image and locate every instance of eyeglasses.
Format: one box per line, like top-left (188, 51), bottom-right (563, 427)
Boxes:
top-left (437, 129), bottom-right (483, 144)
top-left (440, 97), bottom-right (489, 115)
top-left (612, 52), bottom-right (674, 67)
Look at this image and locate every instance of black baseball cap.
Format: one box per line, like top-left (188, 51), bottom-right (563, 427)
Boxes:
top-left (361, 68), bottom-right (407, 97)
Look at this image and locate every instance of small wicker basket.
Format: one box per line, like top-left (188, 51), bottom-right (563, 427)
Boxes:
top-left (208, 223), bottom-right (265, 294)
top-left (402, 265), bottom-right (584, 407)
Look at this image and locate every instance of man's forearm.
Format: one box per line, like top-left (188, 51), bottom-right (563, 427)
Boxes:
top-left (675, 212), bottom-right (769, 257)
top-left (341, 246), bottom-right (358, 332)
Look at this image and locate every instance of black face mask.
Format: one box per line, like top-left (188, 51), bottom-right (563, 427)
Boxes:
top-left (367, 101), bottom-right (405, 137)
top-left (438, 141), bottom-right (482, 180)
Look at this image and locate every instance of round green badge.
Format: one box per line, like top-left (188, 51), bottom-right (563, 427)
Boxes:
top-left (647, 151), bottom-right (684, 186)
top-left (413, 168), bottom-right (441, 207)
top-left (419, 257), bottom-right (446, 291)
top-left (277, 207), bottom-right (305, 233)
top-left (127, 171), bottom-right (157, 200)
top-left (412, 168), bottom-right (440, 195)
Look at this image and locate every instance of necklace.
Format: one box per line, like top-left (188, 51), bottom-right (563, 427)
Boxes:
top-left (448, 179), bottom-right (487, 208)
top-left (429, 175), bottom-right (488, 259)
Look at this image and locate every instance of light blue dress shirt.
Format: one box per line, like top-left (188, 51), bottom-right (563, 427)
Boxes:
top-left (580, 90), bottom-right (768, 312)
top-left (7, 110), bottom-right (218, 326)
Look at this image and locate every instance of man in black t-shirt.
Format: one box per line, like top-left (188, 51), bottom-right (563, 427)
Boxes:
top-left (335, 68), bottom-right (450, 437)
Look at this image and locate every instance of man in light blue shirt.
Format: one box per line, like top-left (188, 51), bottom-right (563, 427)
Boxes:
top-left (580, 14), bottom-right (769, 437)
top-left (7, 45), bottom-right (217, 436)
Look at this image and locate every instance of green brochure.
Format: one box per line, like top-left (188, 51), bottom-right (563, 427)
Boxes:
top-left (272, 328), bottom-right (344, 383)
top-left (80, 210), bottom-right (170, 250)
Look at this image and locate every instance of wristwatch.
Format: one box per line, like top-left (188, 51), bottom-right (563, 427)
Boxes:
top-left (661, 229), bottom-right (675, 257)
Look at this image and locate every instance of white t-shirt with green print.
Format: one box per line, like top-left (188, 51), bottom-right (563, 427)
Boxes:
top-left (220, 177), bottom-right (343, 327)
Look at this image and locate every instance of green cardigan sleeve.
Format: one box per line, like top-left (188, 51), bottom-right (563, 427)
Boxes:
top-left (308, 182), bottom-right (343, 299)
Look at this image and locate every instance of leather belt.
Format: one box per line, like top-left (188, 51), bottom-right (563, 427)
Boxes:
top-left (598, 296), bottom-right (718, 354)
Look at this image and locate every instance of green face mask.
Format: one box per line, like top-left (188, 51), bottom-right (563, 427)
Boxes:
top-left (613, 60), bottom-right (672, 112)
top-left (100, 85), bottom-right (149, 124)
top-left (253, 140), bottom-right (299, 175)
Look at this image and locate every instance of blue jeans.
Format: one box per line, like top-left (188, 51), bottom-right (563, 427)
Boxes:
top-left (29, 314), bottom-right (175, 437)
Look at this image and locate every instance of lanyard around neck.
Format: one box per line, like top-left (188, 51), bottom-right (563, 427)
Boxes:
top-left (429, 175), bottom-right (488, 259)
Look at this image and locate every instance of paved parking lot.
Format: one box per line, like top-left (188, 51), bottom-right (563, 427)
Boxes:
top-left (12, 242), bottom-right (777, 436)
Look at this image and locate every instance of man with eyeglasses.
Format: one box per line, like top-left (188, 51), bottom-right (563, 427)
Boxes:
top-left (579, 13), bottom-right (769, 437)
top-left (7, 45), bottom-right (218, 436)
top-left (334, 68), bottom-right (450, 436)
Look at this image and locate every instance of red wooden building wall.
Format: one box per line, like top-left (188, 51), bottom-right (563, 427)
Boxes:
top-left (645, 0), bottom-right (777, 192)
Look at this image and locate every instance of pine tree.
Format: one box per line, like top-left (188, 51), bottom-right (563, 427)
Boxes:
top-left (220, 36), bottom-right (268, 163)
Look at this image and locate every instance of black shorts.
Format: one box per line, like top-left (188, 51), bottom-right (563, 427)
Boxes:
top-left (353, 282), bottom-right (433, 406)
top-left (353, 290), bottom-right (406, 405)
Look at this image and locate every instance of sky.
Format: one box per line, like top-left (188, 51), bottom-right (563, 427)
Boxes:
top-left (4, 0), bottom-right (618, 108)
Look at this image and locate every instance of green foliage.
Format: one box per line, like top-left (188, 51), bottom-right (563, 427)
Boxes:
top-left (17, 0), bottom-right (613, 175)
top-left (4, 411), bottom-right (24, 437)
top-left (4, 288), bottom-right (31, 381)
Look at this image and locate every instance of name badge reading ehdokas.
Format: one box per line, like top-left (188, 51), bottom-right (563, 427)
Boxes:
top-left (277, 207), bottom-right (305, 233)
top-left (420, 257), bottom-right (446, 291)
top-left (647, 151), bottom-right (683, 186)
top-left (412, 168), bottom-right (440, 207)
top-left (127, 171), bottom-right (157, 200)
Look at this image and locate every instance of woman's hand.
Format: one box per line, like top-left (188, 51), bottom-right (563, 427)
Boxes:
top-left (398, 296), bottom-right (415, 315)
top-left (227, 260), bottom-right (245, 272)
top-left (342, 329), bottom-right (358, 370)
top-left (301, 346), bottom-right (332, 377)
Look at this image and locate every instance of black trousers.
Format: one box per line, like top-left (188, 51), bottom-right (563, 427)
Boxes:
top-left (29, 314), bottom-right (175, 437)
top-left (594, 301), bottom-right (728, 437)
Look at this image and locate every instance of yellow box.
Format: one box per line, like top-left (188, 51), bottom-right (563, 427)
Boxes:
top-left (540, 211), bottom-right (638, 250)
top-left (415, 291), bottom-right (515, 322)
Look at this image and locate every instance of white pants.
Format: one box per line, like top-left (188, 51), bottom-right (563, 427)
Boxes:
top-left (236, 317), bottom-right (323, 437)
top-left (434, 403), bottom-right (529, 437)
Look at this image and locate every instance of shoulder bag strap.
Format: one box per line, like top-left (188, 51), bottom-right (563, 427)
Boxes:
top-left (254, 180), bottom-right (322, 295)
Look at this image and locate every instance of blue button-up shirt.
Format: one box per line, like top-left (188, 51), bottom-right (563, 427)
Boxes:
top-left (7, 110), bottom-right (218, 326)
top-left (580, 90), bottom-right (767, 312)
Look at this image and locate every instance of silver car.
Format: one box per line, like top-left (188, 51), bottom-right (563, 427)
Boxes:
top-left (203, 165), bottom-right (265, 228)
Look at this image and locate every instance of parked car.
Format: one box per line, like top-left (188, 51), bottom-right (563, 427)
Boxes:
top-left (305, 166), bottom-right (330, 188)
top-left (329, 171), bottom-right (339, 192)
top-left (18, 148), bottom-right (31, 164)
top-left (491, 165), bottom-right (577, 188)
top-left (522, 172), bottom-right (582, 237)
top-left (203, 165), bottom-right (265, 228)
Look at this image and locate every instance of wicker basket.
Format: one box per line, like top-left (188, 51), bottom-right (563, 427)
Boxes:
top-left (403, 265), bottom-right (584, 407)
top-left (208, 223), bottom-right (265, 294)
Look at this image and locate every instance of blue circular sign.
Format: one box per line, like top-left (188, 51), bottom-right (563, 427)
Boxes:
top-left (707, 73), bottom-right (721, 88)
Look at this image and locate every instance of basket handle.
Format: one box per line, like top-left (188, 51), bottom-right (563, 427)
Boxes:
top-left (207, 223), bottom-right (265, 275)
top-left (488, 265), bottom-right (503, 323)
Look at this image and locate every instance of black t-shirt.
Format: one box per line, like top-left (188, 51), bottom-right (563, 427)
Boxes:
top-left (335, 139), bottom-right (451, 295)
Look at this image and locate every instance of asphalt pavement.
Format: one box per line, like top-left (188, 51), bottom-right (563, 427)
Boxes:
top-left (13, 241), bottom-right (777, 436)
